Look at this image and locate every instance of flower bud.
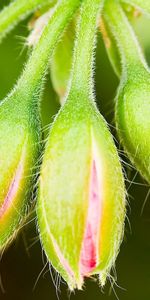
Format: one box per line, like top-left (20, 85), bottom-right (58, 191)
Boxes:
top-left (104, 0), bottom-right (150, 183)
top-left (0, 90), bottom-right (41, 249)
top-left (38, 96), bottom-right (126, 290)
top-left (116, 65), bottom-right (150, 183)
top-left (38, 0), bottom-right (126, 290)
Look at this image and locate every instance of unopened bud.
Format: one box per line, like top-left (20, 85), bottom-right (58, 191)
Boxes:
top-left (0, 91), bottom-right (41, 249)
top-left (38, 0), bottom-right (126, 290)
top-left (38, 97), bottom-right (125, 289)
top-left (116, 66), bottom-right (150, 183)
top-left (104, 0), bottom-right (150, 183)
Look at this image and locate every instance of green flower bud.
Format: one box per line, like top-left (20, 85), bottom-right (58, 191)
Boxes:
top-left (0, 89), bottom-right (41, 249)
top-left (38, 0), bottom-right (126, 290)
top-left (116, 67), bottom-right (150, 183)
top-left (0, 0), bottom-right (82, 249)
top-left (104, 0), bottom-right (150, 183)
top-left (38, 97), bottom-right (125, 289)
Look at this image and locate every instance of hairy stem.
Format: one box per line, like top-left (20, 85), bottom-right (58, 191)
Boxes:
top-left (69, 0), bottom-right (104, 97)
top-left (104, 0), bottom-right (147, 75)
top-left (17, 0), bottom-right (82, 94)
top-left (0, 0), bottom-right (56, 42)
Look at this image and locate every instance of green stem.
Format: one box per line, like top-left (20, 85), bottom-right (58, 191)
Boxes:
top-left (70, 0), bottom-right (104, 97)
top-left (0, 0), bottom-right (55, 42)
top-left (121, 0), bottom-right (150, 16)
top-left (17, 0), bottom-right (82, 94)
top-left (104, 0), bottom-right (147, 75)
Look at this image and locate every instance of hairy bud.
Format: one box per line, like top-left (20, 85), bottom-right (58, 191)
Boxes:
top-left (104, 0), bottom-right (150, 183)
top-left (0, 90), bottom-right (41, 248)
top-left (37, 93), bottom-right (126, 289)
top-left (38, 0), bottom-right (126, 290)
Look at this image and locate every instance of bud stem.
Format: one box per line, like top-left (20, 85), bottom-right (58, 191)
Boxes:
top-left (104, 0), bottom-right (148, 76)
top-left (0, 0), bottom-right (55, 43)
top-left (18, 0), bottom-right (82, 97)
top-left (69, 0), bottom-right (104, 98)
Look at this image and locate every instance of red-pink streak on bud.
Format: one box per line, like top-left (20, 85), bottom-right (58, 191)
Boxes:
top-left (51, 234), bottom-right (75, 280)
top-left (80, 156), bottom-right (102, 276)
top-left (0, 149), bottom-right (25, 219)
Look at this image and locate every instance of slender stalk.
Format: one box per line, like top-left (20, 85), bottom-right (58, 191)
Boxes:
top-left (0, 0), bottom-right (55, 42)
top-left (104, 0), bottom-right (147, 75)
top-left (69, 0), bottom-right (104, 97)
top-left (121, 0), bottom-right (150, 16)
top-left (17, 0), bottom-right (82, 95)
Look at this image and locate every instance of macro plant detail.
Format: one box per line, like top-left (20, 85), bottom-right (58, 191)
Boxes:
top-left (0, 0), bottom-right (149, 297)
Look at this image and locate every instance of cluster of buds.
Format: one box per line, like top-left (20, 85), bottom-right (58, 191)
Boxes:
top-left (1, 0), bottom-right (150, 294)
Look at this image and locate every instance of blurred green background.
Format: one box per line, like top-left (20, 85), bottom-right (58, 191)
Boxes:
top-left (0, 1), bottom-right (150, 300)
